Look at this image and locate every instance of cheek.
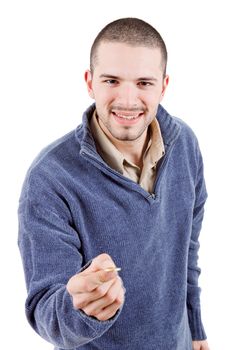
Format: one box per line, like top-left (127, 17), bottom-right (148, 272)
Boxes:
top-left (94, 87), bottom-right (114, 104)
top-left (145, 94), bottom-right (161, 109)
top-left (95, 96), bottom-right (113, 114)
top-left (102, 92), bottom-right (116, 107)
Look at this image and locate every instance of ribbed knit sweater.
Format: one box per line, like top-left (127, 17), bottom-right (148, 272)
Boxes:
top-left (18, 104), bottom-right (207, 349)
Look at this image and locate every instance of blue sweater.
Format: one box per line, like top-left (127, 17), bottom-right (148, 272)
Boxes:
top-left (18, 104), bottom-right (207, 349)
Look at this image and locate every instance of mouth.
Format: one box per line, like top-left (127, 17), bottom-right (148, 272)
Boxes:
top-left (111, 110), bottom-right (144, 124)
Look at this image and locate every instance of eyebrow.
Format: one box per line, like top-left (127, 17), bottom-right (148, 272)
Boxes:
top-left (99, 74), bottom-right (119, 79)
top-left (99, 74), bottom-right (158, 82)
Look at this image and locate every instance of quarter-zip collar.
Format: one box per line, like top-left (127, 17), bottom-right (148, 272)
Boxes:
top-left (78, 103), bottom-right (181, 160)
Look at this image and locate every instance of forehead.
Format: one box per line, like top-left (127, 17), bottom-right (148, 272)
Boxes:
top-left (93, 42), bottom-right (163, 77)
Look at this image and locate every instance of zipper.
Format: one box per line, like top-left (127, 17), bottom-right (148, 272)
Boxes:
top-left (80, 148), bottom-right (157, 201)
top-left (81, 141), bottom-right (176, 202)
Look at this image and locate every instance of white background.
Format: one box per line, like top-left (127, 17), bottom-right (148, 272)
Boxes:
top-left (0, 1), bottom-right (232, 349)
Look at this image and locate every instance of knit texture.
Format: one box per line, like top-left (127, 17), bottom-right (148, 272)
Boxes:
top-left (18, 104), bottom-right (207, 349)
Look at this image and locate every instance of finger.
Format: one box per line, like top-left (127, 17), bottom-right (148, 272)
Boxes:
top-left (67, 268), bottom-right (118, 294)
top-left (66, 253), bottom-right (120, 295)
top-left (72, 278), bottom-right (115, 309)
top-left (192, 341), bottom-right (201, 350)
top-left (82, 276), bottom-right (122, 315)
top-left (87, 253), bottom-right (117, 273)
top-left (93, 277), bottom-right (123, 314)
top-left (95, 287), bottom-right (125, 321)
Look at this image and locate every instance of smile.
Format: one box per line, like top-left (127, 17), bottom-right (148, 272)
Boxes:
top-left (112, 111), bottom-right (144, 120)
top-left (111, 110), bottom-right (144, 125)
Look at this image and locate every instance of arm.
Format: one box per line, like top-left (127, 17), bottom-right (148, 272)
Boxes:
top-left (187, 145), bottom-right (208, 342)
top-left (18, 180), bottom-right (123, 349)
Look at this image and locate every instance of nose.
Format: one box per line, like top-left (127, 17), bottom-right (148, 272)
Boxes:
top-left (116, 83), bottom-right (139, 109)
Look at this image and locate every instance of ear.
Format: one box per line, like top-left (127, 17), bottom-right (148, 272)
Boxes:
top-left (160, 75), bottom-right (169, 102)
top-left (84, 70), bottom-right (95, 99)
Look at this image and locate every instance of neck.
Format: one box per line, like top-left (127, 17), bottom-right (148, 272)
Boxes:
top-left (115, 133), bottom-right (149, 168)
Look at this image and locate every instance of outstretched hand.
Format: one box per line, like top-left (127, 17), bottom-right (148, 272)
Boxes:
top-left (66, 253), bottom-right (125, 321)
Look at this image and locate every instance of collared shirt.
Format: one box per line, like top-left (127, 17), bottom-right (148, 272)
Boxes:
top-left (90, 110), bottom-right (165, 193)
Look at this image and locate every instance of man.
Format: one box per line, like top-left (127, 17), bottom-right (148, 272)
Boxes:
top-left (18, 18), bottom-right (210, 350)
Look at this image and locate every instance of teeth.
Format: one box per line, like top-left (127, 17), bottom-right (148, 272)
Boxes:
top-left (114, 113), bottom-right (140, 120)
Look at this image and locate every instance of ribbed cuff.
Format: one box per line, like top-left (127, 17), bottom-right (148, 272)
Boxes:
top-left (187, 306), bottom-right (207, 340)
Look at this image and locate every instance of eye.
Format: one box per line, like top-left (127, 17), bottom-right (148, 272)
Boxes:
top-left (138, 81), bottom-right (154, 87)
top-left (104, 79), bottom-right (118, 85)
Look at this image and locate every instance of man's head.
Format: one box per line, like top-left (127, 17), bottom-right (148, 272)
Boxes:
top-left (85, 18), bottom-right (169, 145)
top-left (90, 17), bottom-right (167, 78)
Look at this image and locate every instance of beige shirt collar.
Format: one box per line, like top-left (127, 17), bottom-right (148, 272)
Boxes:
top-left (90, 110), bottom-right (125, 174)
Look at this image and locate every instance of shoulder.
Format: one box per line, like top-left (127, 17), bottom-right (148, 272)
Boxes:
top-left (158, 105), bottom-right (200, 148)
top-left (174, 115), bottom-right (198, 141)
top-left (29, 129), bottom-right (78, 173)
top-left (157, 105), bottom-right (203, 170)
top-left (20, 125), bottom-right (83, 201)
top-left (173, 116), bottom-right (204, 165)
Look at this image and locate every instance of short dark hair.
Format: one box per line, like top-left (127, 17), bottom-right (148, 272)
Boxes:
top-left (90, 17), bottom-right (168, 77)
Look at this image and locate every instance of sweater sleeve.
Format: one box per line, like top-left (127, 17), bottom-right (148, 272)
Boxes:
top-left (187, 145), bottom-right (208, 340)
top-left (18, 172), bottom-right (122, 349)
